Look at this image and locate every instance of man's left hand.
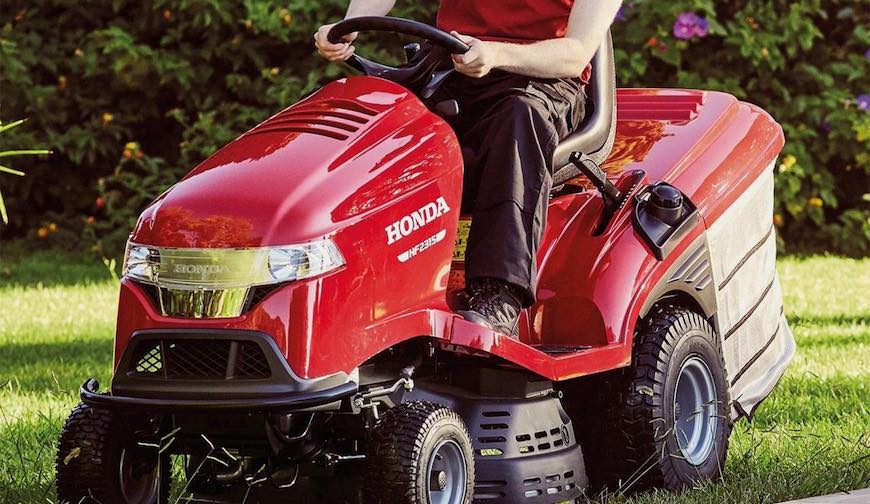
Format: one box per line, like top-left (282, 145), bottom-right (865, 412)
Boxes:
top-left (451, 32), bottom-right (496, 78)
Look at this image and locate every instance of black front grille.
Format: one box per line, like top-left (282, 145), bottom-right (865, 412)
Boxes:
top-left (130, 339), bottom-right (271, 380)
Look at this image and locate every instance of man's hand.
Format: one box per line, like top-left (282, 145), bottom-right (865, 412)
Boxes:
top-left (451, 32), bottom-right (497, 78)
top-left (314, 23), bottom-right (358, 62)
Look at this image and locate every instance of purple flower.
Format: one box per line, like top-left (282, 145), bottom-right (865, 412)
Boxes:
top-left (820, 118), bottom-right (832, 134)
top-left (858, 94), bottom-right (870, 111)
top-left (694, 16), bottom-right (710, 37)
top-left (673, 12), bottom-right (710, 40)
top-left (865, 48), bottom-right (870, 62)
top-left (615, 6), bottom-right (627, 22)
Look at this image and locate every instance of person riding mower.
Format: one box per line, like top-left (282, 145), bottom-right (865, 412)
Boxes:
top-left (55, 4), bottom-right (795, 504)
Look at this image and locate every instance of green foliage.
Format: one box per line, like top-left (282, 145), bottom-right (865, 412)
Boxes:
top-left (612, 0), bottom-right (869, 255)
top-left (1, 1), bottom-right (867, 255)
top-left (0, 119), bottom-right (51, 224)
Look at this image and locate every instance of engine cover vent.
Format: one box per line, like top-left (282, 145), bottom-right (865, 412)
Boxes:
top-left (246, 98), bottom-right (378, 140)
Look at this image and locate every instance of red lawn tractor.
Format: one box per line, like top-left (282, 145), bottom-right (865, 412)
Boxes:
top-left (56, 18), bottom-right (795, 504)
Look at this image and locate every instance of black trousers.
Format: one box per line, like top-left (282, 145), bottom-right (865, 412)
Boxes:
top-left (441, 71), bottom-right (586, 306)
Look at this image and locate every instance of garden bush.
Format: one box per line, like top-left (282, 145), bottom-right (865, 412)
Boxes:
top-left (0, 0), bottom-right (867, 256)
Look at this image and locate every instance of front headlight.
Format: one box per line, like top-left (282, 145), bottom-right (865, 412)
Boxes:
top-left (121, 238), bottom-right (345, 287)
top-left (122, 242), bottom-right (160, 283)
top-left (268, 239), bottom-right (345, 282)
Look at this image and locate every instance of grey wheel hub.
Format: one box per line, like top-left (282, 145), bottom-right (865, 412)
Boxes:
top-left (427, 439), bottom-right (467, 504)
top-left (673, 356), bottom-right (718, 466)
top-left (118, 448), bottom-right (159, 503)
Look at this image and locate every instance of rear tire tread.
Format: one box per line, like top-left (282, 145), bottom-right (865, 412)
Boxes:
top-left (611, 305), bottom-right (731, 491)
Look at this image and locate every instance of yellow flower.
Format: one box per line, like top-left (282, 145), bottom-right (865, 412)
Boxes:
top-left (102, 112), bottom-right (114, 125)
top-left (270, 67), bottom-right (280, 76)
top-left (808, 197), bottom-right (823, 208)
top-left (781, 155), bottom-right (796, 169)
top-left (48, 222), bottom-right (58, 232)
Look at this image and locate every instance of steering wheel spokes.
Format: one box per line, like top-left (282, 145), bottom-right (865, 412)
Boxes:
top-left (326, 16), bottom-right (469, 91)
top-left (327, 16), bottom-right (470, 54)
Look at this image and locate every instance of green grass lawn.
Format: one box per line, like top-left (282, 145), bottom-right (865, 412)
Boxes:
top-left (0, 251), bottom-right (867, 503)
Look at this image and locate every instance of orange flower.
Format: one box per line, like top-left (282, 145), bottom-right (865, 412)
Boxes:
top-left (58, 75), bottom-right (67, 90)
top-left (122, 149), bottom-right (133, 160)
top-left (86, 216), bottom-right (95, 225)
top-left (773, 214), bottom-right (784, 227)
top-left (163, 9), bottom-right (172, 21)
top-left (646, 37), bottom-right (658, 48)
top-left (37, 227), bottom-right (49, 238)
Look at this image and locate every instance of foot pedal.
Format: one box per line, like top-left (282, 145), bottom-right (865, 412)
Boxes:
top-left (533, 345), bottom-right (591, 355)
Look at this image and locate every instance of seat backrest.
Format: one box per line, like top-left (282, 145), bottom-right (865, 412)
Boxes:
top-left (551, 31), bottom-right (616, 187)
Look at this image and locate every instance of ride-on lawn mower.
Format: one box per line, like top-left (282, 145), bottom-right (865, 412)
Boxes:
top-left (56, 17), bottom-right (795, 504)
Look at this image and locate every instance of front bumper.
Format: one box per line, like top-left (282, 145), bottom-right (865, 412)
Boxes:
top-left (80, 378), bottom-right (358, 412)
top-left (91, 329), bottom-right (358, 413)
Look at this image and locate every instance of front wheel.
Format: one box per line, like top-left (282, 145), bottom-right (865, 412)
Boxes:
top-left (364, 401), bottom-right (475, 504)
top-left (56, 402), bottom-right (169, 503)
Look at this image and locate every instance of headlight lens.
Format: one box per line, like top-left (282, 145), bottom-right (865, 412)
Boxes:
top-left (123, 243), bottom-right (160, 283)
top-left (268, 239), bottom-right (345, 282)
top-left (122, 238), bottom-right (344, 287)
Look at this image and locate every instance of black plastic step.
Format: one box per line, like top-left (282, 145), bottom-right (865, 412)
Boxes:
top-left (533, 345), bottom-right (592, 355)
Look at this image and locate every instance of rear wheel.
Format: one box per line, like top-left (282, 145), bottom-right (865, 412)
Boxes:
top-left (364, 401), bottom-right (474, 504)
top-left (607, 306), bottom-right (731, 491)
top-left (56, 402), bottom-right (169, 503)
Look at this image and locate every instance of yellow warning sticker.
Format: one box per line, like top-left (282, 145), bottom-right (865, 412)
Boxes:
top-left (453, 219), bottom-right (472, 261)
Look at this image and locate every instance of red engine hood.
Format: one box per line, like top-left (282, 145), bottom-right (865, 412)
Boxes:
top-left (132, 77), bottom-right (461, 248)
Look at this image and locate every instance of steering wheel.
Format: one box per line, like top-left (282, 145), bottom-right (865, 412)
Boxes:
top-left (327, 16), bottom-right (470, 97)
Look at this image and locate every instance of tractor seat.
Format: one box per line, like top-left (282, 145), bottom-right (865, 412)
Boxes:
top-left (551, 30), bottom-right (616, 188)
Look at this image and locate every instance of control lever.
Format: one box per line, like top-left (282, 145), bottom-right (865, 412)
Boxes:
top-left (569, 151), bottom-right (621, 210)
top-left (434, 99), bottom-right (459, 117)
top-left (421, 69), bottom-right (454, 99)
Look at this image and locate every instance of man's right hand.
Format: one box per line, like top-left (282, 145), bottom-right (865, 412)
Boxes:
top-left (314, 23), bottom-right (358, 62)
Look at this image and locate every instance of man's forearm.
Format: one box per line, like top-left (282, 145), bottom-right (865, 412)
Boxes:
top-left (489, 38), bottom-right (587, 79)
top-left (346, 0), bottom-right (395, 18)
top-left (489, 0), bottom-right (622, 79)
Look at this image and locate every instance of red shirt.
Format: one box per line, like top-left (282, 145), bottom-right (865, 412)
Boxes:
top-left (437, 0), bottom-right (591, 82)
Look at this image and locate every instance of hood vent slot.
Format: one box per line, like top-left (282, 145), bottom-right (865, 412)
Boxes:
top-left (618, 94), bottom-right (704, 123)
top-left (245, 99), bottom-right (378, 141)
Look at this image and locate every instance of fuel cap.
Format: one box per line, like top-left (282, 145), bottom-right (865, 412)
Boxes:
top-left (651, 184), bottom-right (683, 209)
top-left (647, 184), bottom-right (685, 225)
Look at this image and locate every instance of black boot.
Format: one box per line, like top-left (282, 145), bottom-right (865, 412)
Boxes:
top-left (457, 278), bottom-right (523, 338)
